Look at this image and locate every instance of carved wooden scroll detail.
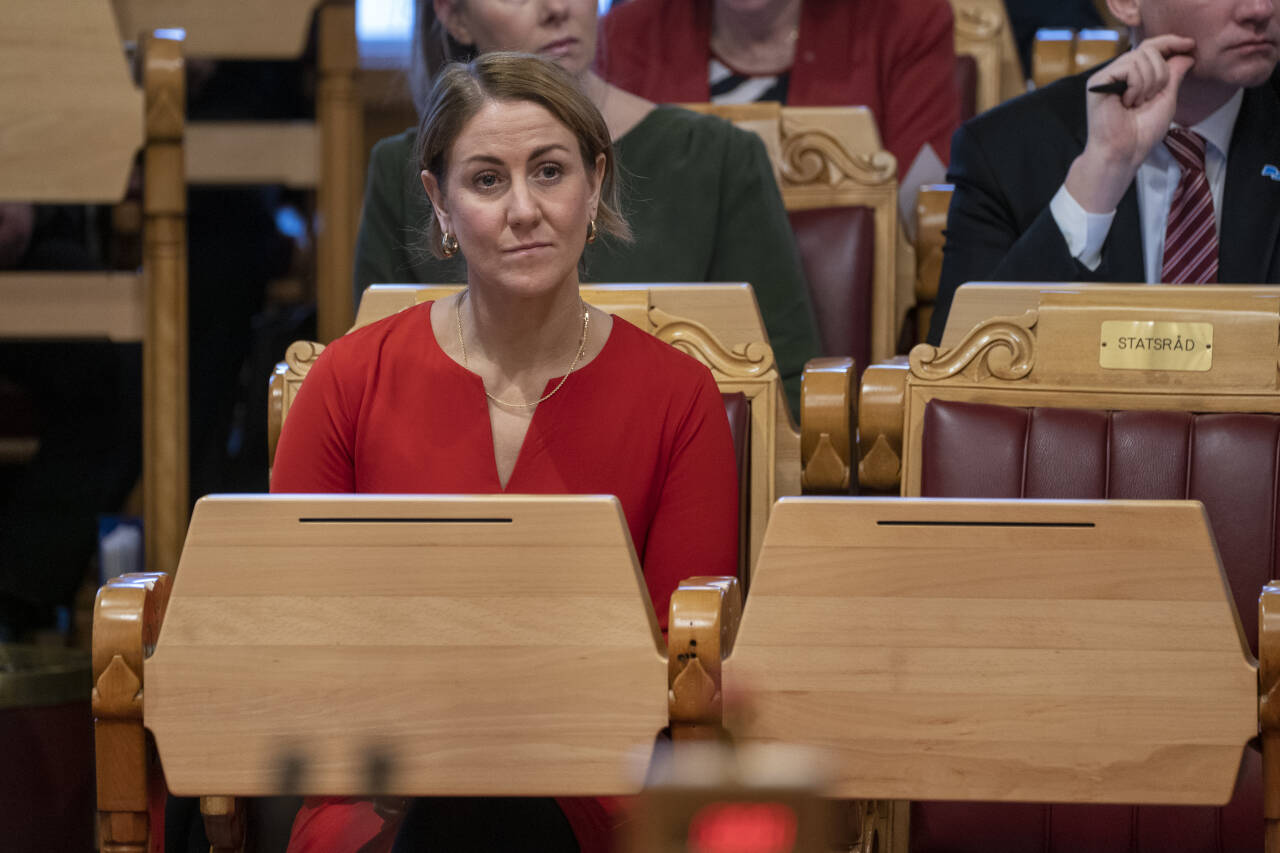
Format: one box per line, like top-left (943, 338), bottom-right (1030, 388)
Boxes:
top-left (779, 126), bottom-right (897, 190)
top-left (669, 577), bottom-right (742, 742)
top-left (269, 340), bottom-right (328, 466)
top-left (1260, 583), bottom-right (1280, 852)
top-left (954, 4), bottom-right (1003, 38)
top-left (94, 572), bottom-right (172, 853)
top-left (908, 310), bottom-right (1037, 381)
top-left (650, 308), bottom-right (776, 381)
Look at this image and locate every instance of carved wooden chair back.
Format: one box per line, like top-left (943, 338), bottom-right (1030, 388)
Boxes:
top-left (910, 184), bottom-right (952, 345)
top-left (268, 283), bottom-right (855, 581)
top-left (680, 102), bottom-right (903, 371)
top-left (0, 1), bottom-right (188, 570)
top-left (93, 494), bottom-right (698, 850)
top-left (111, 0), bottom-right (363, 343)
top-left (1032, 27), bottom-right (1126, 89)
top-left (668, 496), bottom-right (1262, 852)
top-left (949, 0), bottom-right (1024, 113)
top-left (856, 284), bottom-right (1280, 850)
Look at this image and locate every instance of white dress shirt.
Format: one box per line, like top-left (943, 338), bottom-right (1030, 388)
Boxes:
top-left (1049, 88), bottom-right (1243, 281)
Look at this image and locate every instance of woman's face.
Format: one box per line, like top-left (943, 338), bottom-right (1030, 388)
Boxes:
top-left (422, 98), bottom-right (604, 299)
top-left (435, 0), bottom-right (600, 77)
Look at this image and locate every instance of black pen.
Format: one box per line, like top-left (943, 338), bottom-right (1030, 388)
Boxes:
top-left (1088, 79), bottom-right (1128, 95)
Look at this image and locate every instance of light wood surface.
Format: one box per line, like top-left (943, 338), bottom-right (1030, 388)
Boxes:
top-left (141, 33), bottom-right (189, 572)
top-left (274, 283), bottom-right (816, 578)
top-left (1, 0), bottom-right (143, 203)
top-left (185, 122), bottom-right (319, 187)
top-left (724, 497), bottom-right (1256, 804)
top-left (111, 0), bottom-right (321, 58)
top-left (142, 495), bottom-right (667, 796)
top-left (0, 274), bottom-right (145, 341)
top-left (682, 103), bottom-right (903, 364)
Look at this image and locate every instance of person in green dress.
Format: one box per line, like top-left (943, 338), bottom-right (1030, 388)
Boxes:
top-left (354, 0), bottom-right (820, 412)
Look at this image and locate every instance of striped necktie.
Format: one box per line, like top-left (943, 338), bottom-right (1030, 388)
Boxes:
top-left (1161, 128), bottom-right (1218, 283)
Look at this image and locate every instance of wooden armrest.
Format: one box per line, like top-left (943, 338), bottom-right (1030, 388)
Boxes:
top-left (1260, 582), bottom-right (1280, 839)
top-left (800, 357), bottom-right (855, 494)
top-left (856, 357), bottom-right (910, 493)
top-left (668, 576), bottom-right (742, 740)
top-left (93, 572), bottom-right (172, 853)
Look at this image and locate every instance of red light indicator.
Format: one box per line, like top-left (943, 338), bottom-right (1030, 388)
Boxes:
top-left (687, 801), bottom-right (798, 853)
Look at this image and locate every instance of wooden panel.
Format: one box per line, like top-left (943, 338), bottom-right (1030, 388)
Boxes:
top-left (145, 495), bottom-right (669, 796)
top-left (1, 0), bottom-right (143, 202)
top-left (112, 0), bottom-right (321, 58)
top-left (728, 498), bottom-right (1257, 804)
top-left (186, 122), bottom-right (318, 187)
top-left (0, 274), bottom-right (144, 341)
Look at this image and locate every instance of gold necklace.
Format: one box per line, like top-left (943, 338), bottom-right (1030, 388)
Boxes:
top-left (455, 290), bottom-right (590, 409)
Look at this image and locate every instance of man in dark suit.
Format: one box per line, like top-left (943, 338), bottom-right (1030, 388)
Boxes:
top-left (929, 0), bottom-right (1280, 345)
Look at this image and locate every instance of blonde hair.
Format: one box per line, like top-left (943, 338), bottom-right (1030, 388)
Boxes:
top-left (415, 52), bottom-right (632, 259)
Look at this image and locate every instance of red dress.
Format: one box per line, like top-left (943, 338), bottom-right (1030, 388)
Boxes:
top-left (271, 302), bottom-right (740, 852)
top-left (597, 0), bottom-right (961, 171)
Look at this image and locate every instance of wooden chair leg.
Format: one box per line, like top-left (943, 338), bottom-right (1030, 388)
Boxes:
top-left (201, 796), bottom-right (246, 853)
top-left (1261, 584), bottom-right (1280, 853)
top-left (94, 572), bottom-right (172, 853)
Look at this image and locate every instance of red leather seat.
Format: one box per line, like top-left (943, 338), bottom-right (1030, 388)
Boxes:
top-left (915, 399), bottom-right (1267, 852)
top-left (788, 207), bottom-right (875, 372)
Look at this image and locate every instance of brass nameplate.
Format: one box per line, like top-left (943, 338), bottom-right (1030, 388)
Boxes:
top-left (1099, 321), bottom-right (1212, 371)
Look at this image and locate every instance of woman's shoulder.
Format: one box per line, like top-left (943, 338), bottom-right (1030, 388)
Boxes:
top-left (605, 316), bottom-right (720, 393)
top-left (318, 301), bottom-right (435, 371)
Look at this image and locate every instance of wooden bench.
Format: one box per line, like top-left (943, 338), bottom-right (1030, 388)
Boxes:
top-left (1, 0), bottom-right (188, 570)
top-left (670, 496), bottom-right (1264, 851)
top-left (854, 284), bottom-right (1280, 849)
top-left (112, 0), bottom-right (363, 342)
top-left (95, 494), bottom-right (736, 849)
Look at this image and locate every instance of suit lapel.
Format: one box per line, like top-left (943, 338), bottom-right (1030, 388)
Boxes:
top-left (1220, 75), bottom-right (1280, 283)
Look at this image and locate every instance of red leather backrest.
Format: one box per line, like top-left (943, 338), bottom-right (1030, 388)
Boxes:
top-left (787, 207), bottom-right (874, 371)
top-left (915, 398), bottom-right (1267, 852)
top-left (921, 400), bottom-right (1278, 651)
top-left (723, 391), bottom-right (750, 588)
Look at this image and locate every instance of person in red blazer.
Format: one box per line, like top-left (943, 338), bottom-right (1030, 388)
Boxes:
top-left (597, 0), bottom-right (961, 173)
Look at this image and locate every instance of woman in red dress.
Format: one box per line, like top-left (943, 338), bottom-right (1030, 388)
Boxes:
top-left (271, 52), bottom-right (740, 853)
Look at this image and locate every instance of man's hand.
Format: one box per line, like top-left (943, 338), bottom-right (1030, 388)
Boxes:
top-left (1064, 35), bottom-right (1197, 214)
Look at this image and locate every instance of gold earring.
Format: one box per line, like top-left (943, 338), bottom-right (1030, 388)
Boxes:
top-left (441, 231), bottom-right (459, 258)
top-left (586, 218), bottom-right (597, 244)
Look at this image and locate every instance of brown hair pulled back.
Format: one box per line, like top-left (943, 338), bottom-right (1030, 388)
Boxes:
top-left (415, 51), bottom-right (632, 259)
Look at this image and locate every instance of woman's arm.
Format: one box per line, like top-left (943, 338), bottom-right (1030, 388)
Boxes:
top-left (641, 370), bottom-right (740, 629)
